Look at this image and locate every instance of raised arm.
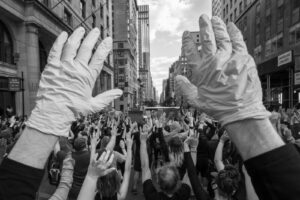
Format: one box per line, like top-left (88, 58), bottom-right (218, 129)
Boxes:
top-left (140, 126), bottom-right (151, 183)
top-left (118, 129), bottom-right (133, 200)
top-left (77, 132), bottom-right (115, 200)
top-left (214, 132), bottom-right (229, 171)
top-left (176, 15), bottom-right (300, 199)
top-left (106, 124), bottom-right (117, 152)
top-left (49, 153), bottom-right (75, 200)
top-left (0, 27), bottom-right (122, 200)
top-left (183, 130), bottom-right (210, 200)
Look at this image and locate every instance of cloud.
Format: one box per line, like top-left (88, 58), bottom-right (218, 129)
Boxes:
top-left (150, 56), bottom-right (178, 96)
top-left (137, 0), bottom-right (212, 97)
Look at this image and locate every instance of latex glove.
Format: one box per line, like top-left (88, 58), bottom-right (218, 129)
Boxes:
top-left (26, 27), bottom-right (122, 137)
top-left (175, 15), bottom-right (270, 126)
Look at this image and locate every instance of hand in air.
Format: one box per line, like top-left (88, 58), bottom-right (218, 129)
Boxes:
top-left (175, 15), bottom-right (269, 126)
top-left (87, 150), bottom-right (115, 179)
top-left (27, 27), bottom-right (122, 137)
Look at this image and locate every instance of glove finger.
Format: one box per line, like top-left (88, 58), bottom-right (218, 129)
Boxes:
top-left (91, 89), bottom-right (123, 112)
top-left (61, 27), bottom-right (85, 62)
top-left (47, 31), bottom-right (68, 65)
top-left (175, 75), bottom-right (199, 107)
top-left (76, 28), bottom-right (100, 65)
top-left (199, 14), bottom-right (217, 56)
top-left (89, 37), bottom-right (112, 80)
top-left (227, 22), bottom-right (248, 55)
top-left (182, 31), bottom-right (200, 65)
top-left (211, 16), bottom-right (232, 55)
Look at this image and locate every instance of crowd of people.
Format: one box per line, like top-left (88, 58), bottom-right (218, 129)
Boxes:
top-left (0, 105), bottom-right (300, 200)
top-left (1, 14), bottom-right (300, 200)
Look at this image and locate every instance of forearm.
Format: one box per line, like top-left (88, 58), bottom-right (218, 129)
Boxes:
top-left (184, 152), bottom-right (210, 200)
top-left (119, 149), bottom-right (132, 200)
top-left (106, 135), bottom-right (116, 151)
top-left (140, 141), bottom-right (149, 170)
top-left (49, 158), bottom-right (74, 200)
top-left (77, 176), bottom-right (97, 200)
top-left (140, 140), bottom-right (151, 182)
top-left (8, 127), bottom-right (58, 169)
top-left (214, 141), bottom-right (225, 171)
top-left (226, 119), bottom-right (284, 160)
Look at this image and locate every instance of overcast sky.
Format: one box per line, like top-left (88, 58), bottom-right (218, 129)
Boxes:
top-left (137, 0), bottom-right (212, 100)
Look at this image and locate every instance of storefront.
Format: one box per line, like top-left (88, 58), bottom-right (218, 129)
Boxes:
top-left (0, 76), bottom-right (22, 117)
top-left (258, 50), bottom-right (294, 108)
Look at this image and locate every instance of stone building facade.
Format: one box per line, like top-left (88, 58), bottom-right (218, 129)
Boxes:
top-left (0, 0), bottom-right (114, 117)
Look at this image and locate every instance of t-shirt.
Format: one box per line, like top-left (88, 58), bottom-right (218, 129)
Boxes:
top-left (143, 179), bottom-right (191, 200)
top-left (68, 150), bottom-right (90, 199)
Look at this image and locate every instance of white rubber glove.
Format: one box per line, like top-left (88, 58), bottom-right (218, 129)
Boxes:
top-left (175, 15), bottom-right (270, 126)
top-left (26, 27), bottom-right (122, 137)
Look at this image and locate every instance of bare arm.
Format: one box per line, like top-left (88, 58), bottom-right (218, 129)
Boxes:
top-left (140, 131), bottom-right (151, 183)
top-left (8, 127), bottom-right (58, 169)
top-left (226, 119), bottom-right (284, 160)
top-left (118, 140), bottom-right (132, 200)
top-left (106, 126), bottom-right (117, 152)
top-left (49, 154), bottom-right (74, 200)
top-left (214, 141), bottom-right (225, 172)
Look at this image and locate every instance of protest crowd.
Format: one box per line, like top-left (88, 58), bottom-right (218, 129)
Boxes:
top-left (1, 15), bottom-right (300, 200)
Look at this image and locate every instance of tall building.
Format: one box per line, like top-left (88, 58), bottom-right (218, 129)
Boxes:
top-left (112, 0), bottom-right (138, 112)
top-left (222, 0), bottom-right (300, 108)
top-left (212, 0), bottom-right (223, 18)
top-left (138, 5), bottom-right (153, 103)
top-left (0, 0), bottom-right (114, 117)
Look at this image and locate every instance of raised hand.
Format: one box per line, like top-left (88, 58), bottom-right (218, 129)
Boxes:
top-left (175, 15), bottom-right (269, 126)
top-left (87, 150), bottom-right (115, 179)
top-left (26, 27), bottom-right (122, 137)
top-left (90, 130), bottom-right (100, 151)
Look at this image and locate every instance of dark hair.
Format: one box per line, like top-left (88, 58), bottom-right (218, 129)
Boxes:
top-left (216, 165), bottom-right (241, 197)
top-left (168, 137), bottom-right (183, 154)
top-left (157, 164), bottom-right (181, 195)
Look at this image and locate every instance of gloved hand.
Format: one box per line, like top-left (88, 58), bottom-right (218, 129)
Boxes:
top-left (26, 27), bottom-right (122, 137)
top-left (175, 15), bottom-right (270, 126)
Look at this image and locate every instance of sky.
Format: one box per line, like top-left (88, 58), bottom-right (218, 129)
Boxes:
top-left (137, 0), bottom-right (212, 100)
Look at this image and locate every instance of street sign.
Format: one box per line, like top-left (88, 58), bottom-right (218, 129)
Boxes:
top-left (295, 72), bottom-right (300, 85)
top-left (8, 78), bottom-right (21, 91)
top-left (278, 51), bottom-right (292, 67)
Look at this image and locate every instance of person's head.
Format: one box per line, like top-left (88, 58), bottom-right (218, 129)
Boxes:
top-left (157, 164), bottom-right (181, 196)
top-left (74, 137), bottom-right (87, 151)
top-left (100, 136), bottom-right (110, 149)
top-left (78, 131), bottom-right (88, 141)
top-left (216, 165), bottom-right (241, 198)
top-left (96, 149), bottom-right (121, 198)
top-left (168, 137), bottom-right (184, 167)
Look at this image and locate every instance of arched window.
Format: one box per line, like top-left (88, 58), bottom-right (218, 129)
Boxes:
top-left (0, 21), bottom-right (13, 64)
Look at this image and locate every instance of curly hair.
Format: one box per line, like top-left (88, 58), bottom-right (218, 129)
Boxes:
top-left (216, 164), bottom-right (241, 197)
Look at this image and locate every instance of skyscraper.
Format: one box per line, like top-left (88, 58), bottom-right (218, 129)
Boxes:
top-left (212, 0), bottom-right (223, 18)
top-left (112, 0), bottom-right (139, 111)
top-left (138, 5), bottom-right (153, 104)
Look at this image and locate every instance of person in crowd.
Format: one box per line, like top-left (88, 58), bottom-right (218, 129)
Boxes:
top-left (68, 137), bottom-right (90, 200)
top-left (140, 124), bottom-right (191, 200)
top-left (1, 14), bottom-right (300, 200)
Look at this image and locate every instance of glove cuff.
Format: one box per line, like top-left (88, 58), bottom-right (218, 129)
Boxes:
top-left (26, 102), bottom-right (74, 137)
top-left (218, 102), bottom-right (271, 127)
